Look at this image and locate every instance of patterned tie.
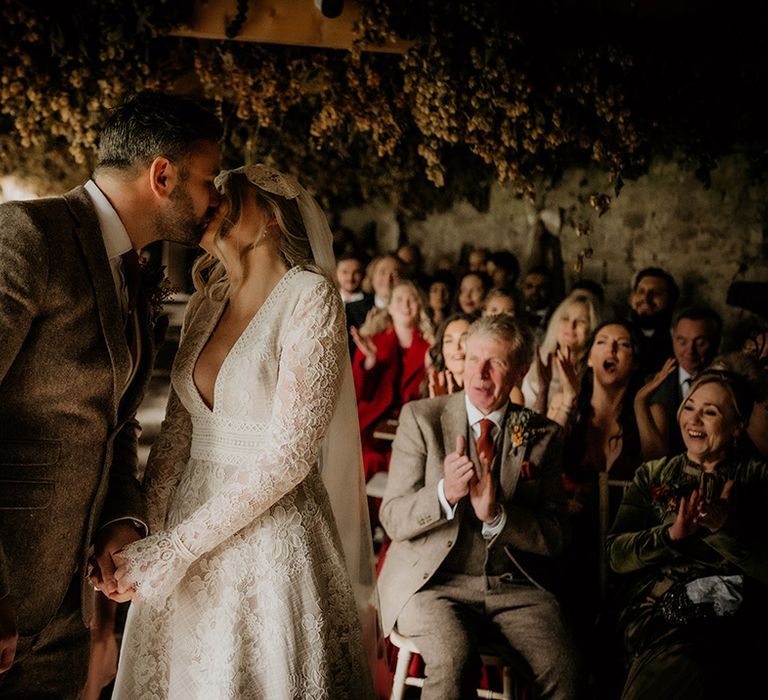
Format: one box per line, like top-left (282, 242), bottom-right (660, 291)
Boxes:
top-left (121, 249), bottom-right (141, 317)
top-left (477, 418), bottom-right (495, 467)
top-left (120, 250), bottom-right (141, 367)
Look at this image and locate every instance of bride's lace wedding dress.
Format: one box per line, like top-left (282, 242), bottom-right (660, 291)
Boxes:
top-left (112, 267), bottom-right (373, 699)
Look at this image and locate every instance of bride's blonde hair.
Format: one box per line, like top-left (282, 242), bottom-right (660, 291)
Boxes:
top-left (192, 171), bottom-right (319, 300)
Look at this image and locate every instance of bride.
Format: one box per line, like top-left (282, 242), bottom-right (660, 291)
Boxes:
top-left (110, 164), bottom-right (377, 698)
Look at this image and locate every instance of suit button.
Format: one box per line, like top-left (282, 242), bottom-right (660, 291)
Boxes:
top-left (447, 541), bottom-right (453, 547)
top-left (423, 573), bottom-right (429, 580)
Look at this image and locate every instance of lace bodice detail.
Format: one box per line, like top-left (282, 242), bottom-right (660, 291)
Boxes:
top-left (119, 268), bottom-right (348, 603)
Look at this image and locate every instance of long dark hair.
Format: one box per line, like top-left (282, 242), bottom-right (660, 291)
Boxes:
top-left (429, 312), bottom-right (475, 371)
top-left (573, 320), bottom-right (644, 457)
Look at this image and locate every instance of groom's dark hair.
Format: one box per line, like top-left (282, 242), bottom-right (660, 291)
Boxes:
top-left (95, 90), bottom-right (222, 174)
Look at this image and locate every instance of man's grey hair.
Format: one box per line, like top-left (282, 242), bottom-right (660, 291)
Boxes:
top-left (466, 314), bottom-right (535, 367)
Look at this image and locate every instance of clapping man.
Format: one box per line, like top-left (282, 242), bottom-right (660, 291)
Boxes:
top-left (378, 314), bottom-right (577, 699)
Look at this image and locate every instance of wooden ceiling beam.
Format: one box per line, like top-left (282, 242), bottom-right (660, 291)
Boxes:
top-left (169, 0), bottom-right (415, 54)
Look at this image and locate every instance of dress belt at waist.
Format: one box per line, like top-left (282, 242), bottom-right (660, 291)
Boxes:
top-left (189, 414), bottom-right (266, 464)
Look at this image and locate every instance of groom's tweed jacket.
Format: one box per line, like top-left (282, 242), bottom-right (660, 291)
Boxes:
top-left (0, 186), bottom-right (155, 635)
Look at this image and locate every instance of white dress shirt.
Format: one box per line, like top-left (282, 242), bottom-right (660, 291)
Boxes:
top-left (84, 179), bottom-right (134, 312)
top-left (679, 366), bottom-right (694, 399)
top-left (84, 179), bottom-right (142, 386)
top-left (340, 289), bottom-right (365, 303)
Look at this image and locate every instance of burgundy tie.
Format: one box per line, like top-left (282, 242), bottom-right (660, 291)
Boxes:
top-left (120, 250), bottom-right (141, 367)
top-left (477, 418), bottom-right (495, 466)
top-left (121, 249), bottom-right (141, 317)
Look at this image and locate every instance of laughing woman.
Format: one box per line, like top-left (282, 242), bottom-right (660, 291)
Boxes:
top-left (607, 369), bottom-right (768, 700)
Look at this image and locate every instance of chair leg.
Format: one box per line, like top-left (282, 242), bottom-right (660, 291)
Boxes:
top-left (390, 646), bottom-right (413, 700)
top-left (502, 665), bottom-right (513, 700)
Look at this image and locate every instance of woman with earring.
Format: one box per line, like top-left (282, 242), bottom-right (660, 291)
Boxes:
top-left (607, 369), bottom-right (768, 699)
top-left (110, 165), bottom-right (377, 698)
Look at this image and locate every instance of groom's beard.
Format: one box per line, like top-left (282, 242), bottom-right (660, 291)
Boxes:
top-left (154, 183), bottom-right (207, 247)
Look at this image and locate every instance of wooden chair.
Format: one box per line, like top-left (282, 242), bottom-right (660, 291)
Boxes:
top-left (388, 629), bottom-right (525, 700)
top-left (597, 472), bottom-right (632, 597)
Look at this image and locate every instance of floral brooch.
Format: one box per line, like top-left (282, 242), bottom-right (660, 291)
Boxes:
top-left (507, 408), bottom-right (548, 450)
top-left (139, 256), bottom-right (175, 326)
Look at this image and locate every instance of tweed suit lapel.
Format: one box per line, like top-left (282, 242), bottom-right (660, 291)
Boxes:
top-left (498, 403), bottom-right (525, 500)
top-left (119, 290), bottom-right (155, 415)
top-left (64, 187), bottom-right (131, 417)
top-left (440, 392), bottom-right (469, 464)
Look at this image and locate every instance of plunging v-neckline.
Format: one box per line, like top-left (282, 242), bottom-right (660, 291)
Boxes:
top-left (191, 268), bottom-right (297, 412)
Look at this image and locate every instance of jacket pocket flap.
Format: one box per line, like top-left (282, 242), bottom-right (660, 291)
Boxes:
top-left (0, 438), bottom-right (61, 466)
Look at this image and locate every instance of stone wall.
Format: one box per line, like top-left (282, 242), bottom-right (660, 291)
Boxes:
top-left (341, 153), bottom-right (768, 344)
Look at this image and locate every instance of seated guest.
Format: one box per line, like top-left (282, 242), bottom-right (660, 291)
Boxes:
top-left (634, 305), bottom-right (722, 459)
top-left (397, 241), bottom-right (428, 289)
top-left (482, 286), bottom-right (522, 318)
top-left (456, 270), bottom-right (492, 317)
top-left (607, 369), bottom-right (768, 700)
top-left (482, 288), bottom-right (526, 404)
top-left (556, 322), bottom-right (644, 655)
top-left (626, 267), bottom-right (679, 377)
top-left (336, 251), bottom-right (368, 303)
top-left (426, 270), bottom-right (457, 331)
top-left (571, 278), bottom-right (606, 313)
top-left (522, 292), bottom-right (602, 424)
top-left (351, 279), bottom-right (433, 482)
top-left (486, 249), bottom-right (520, 289)
top-left (572, 277), bottom-right (604, 299)
top-left (467, 246), bottom-right (490, 272)
top-left (378, 314), bottom-right (577, 700)
top-left (709, 351), bottom-right (768, 459)
top-left (346, 253), bottom-right (401, 333)
top-left (425, 312), bottom-right (473, 397)
top-left (521, 265), bottom-right (556, 342)
top-left (740, 321), bottom-right (768, 359)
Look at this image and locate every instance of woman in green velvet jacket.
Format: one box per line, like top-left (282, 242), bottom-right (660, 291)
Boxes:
top-left (607, 369), bottom-right (768, 700)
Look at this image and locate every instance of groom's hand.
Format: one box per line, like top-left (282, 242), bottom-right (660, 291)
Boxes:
top-left (92, 522), bottom-right (142, 600)
top-left (0, 595), bottom-right (18, 673)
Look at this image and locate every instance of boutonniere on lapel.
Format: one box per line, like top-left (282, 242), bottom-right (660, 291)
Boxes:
top-left (507, 408), bottom-right (547, 480)
top-left (507, 408), bottom-right (548, 450)
top-left (506, 408), bottom-right (548, 479)
top-left (138, 256), bottom-right (175, 327)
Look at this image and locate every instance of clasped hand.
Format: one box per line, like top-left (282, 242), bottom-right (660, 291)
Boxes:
top-left (443, 435), bottom-right (497, 522)
top-left (668, 479), bottom-right (734, 541)
top-left (89, 521), bottom-right (142, 602)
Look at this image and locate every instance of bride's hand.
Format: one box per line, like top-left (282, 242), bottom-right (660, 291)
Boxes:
top-left (112, 550), bottom-right (137, 601)
top-left (111, 532), bottom-right (196, 606)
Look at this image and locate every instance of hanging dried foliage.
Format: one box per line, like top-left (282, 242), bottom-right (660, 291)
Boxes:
top-left (2, 0), bottom-right (767, 219)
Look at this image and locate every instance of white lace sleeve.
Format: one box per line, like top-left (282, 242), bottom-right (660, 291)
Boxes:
top-left (143, 388), bottom-right (192, 534)
top-left (119, 280), bottom-right (347, 605)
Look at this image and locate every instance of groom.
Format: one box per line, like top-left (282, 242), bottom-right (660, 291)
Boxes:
top-left (0, 90), bottom-right (222, 696)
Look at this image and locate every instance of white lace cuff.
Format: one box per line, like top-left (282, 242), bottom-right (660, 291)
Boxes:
top-left (118, 529), bottom-right (197, 606)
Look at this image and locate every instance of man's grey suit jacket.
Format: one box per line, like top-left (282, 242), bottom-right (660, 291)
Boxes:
top-left (377, 392), bottom-right (568, 636)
